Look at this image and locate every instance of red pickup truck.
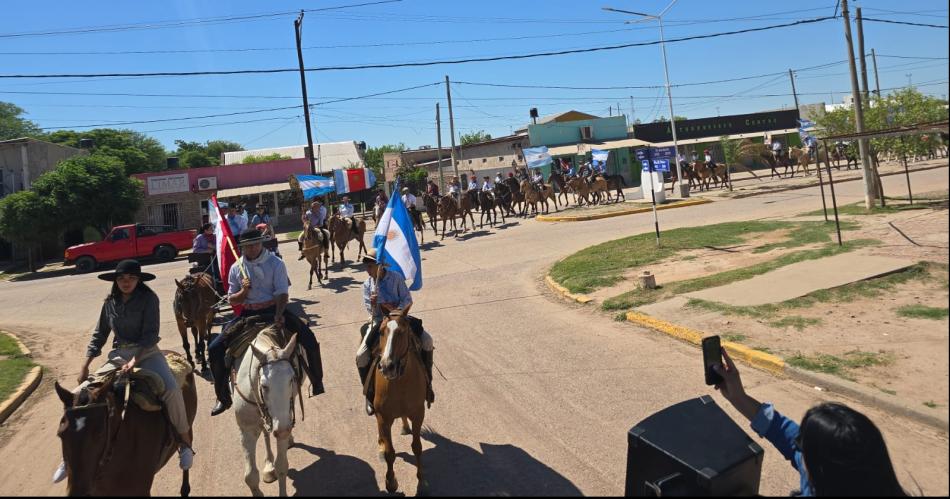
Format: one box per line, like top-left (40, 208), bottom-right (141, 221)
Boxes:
top-left (65, 224), bottom-right (196, 273)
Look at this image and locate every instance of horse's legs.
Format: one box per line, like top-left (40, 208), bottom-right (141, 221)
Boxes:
top-left (410, 410), bottom-right (428, 494)
top-left (307, 262), bottom-right (315, 290)
top-left (240, 425), bottom-right (264, 497)
top-left (323, 253), bottom-right (329, 280)
top-left (262, 431), bottom-right (277, 484)
top-left (177, 318), bottom-right (194, 368)
top-left (400, 416), bottom-right (411, 436)
top-left (377, 415), bottom-right (399, 494)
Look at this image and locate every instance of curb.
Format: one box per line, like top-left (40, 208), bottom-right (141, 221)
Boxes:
top-left (544, 275), bottom-right (594, 304)
top-left (622, 312), bottom-right (949, 432)
top-left (728, 163), bottom-right (948, 200)
top-left (536, 198), bottom-right (712, 222)
top-left (0, 331), bottom-right (43, 426)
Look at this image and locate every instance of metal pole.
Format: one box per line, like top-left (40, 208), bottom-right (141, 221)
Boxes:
top-left (648, 157), bottom-right (660, 247)
top-left (817, 143), bottom-right (830, 222)
top-left (840, 0), bottom-right (876, 209)
top-left (823, 140), bottom-right (843, 246)
top-left (871, 48), bottom-right (882, 98)
top-left (294, 11), bottom-right (317, 175)
top-left (788, 69), bottom-right (800, 111)
top-left (445, 75), bottom-right (461, 183)
top-left (658, 18), bottom-right (687, 199)
top-left (435, 103), bottom-right (446, 192)
top-left (856, 8), bottom-right (870, 103)
top-left (900, 136), bottom-right (913, 204)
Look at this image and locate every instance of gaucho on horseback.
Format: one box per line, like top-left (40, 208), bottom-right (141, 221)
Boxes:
top-left (356, 249), bottom-right (434, 416)
top-left (53, 259), bottom-right (195, 483)
top-left (297, 199), bottom-right (328, 260)
top-left (208, 228), bottom-right (326, 417)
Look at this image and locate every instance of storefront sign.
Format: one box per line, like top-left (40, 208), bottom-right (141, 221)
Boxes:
top-left (147, 173), bottom-right (190, 196)
top-left (632, 109), bottom-right (801, 143)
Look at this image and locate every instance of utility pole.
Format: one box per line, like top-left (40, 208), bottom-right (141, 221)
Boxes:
top-left (788, 69), bottom-right (800, 111)
top-left (871, 48), bottom-right (882, 98)
top-left (629, 96), bottom-right (635, 123)
top-left (856, 8), bottom-right (871, 103)
top-left (658, 18), bottom-right (686, 198)
top-left (294, 10), bottom-right (317, 175)
top-left (435, 103), bottom-right (445, 191)
top-left (840, 0), bottom-right (876, 209)
top-left (445, 75), bottom-right (461, 183)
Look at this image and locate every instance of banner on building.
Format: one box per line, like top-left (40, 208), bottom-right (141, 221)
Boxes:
top-left (333, 168), bottom-right (377, 195)
top-left (523, 146), bottom-right (552, 170)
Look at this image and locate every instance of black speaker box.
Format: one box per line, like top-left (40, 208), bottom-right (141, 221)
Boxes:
top-left (625, 396), bottom-right (764, 496)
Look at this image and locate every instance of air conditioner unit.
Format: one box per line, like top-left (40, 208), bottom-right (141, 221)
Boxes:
top-left (580, 126), bottom-right (594, 140)
top-left (197, 177), bottom-right (218, 191)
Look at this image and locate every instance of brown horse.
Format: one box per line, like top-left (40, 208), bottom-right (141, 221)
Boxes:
top-left (502, 177), bottom-right (526, 215)
top-left (437, 195), bottom-right (459, 239)
top-left (372, 311), bottom-right (428, 495)
top-left (788, 146), bottom-right (812, 177)
top-left (457, 190), bottom-right (478, 232)
top-left (328, 214), bottom-right (368, 264)
top-left (421, 193), bottom-right (439, 235)
top-left (520, 180), bottom-right (556, 215)
top-left (566, 177), bottom-right (593, 206)
top-left (603, 174), bottom-right (626, 202)
top-left (53, 353), bottom-right (198, 497)
top-left (547, 171), bottom-right (573, 207)
top-left (174, 273), bottom-right (217, 373)
top-left (302, 221), bottom-right (330, 289)
top-left (588, 176), bottom-right (609, 204)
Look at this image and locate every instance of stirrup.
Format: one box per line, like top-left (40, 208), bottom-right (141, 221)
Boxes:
top-left (365, 399), bottom-right (375, 416)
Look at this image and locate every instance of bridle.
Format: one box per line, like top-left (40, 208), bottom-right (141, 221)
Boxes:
top-left (64, 372), bottom-right (126, 486)
top-left (232, 345), bottom-right (303, 434)
top-left (379, 315), bottom-right (417, 382)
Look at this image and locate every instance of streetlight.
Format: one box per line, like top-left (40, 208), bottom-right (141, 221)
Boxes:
top-left (603, 0), bottom-right (688, 198)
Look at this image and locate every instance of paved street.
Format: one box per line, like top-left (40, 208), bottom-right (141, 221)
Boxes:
top-left (0, 167), bottom-right (947, 496)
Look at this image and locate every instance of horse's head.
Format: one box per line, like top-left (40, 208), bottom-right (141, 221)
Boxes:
top-left (54, 381), bottom-right (115, 496)
top-left (250, 333), bottom-right (298, 439)
top-left (175, 274), bottom-right (213, 320)
top-left (378, 310), bottom-right (411, 381)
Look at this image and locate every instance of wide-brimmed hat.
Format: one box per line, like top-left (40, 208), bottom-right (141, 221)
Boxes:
top-left (401, 187), bottom-right (410, 193)
top-left (97, 259), bottom-right (156, 282)
top-left (238, 228), bottom-right (268, 247)
top-left (362, 248), bottom-right (382, 265)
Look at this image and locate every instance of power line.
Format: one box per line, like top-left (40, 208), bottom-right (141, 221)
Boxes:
top-left (875, 54), bottom-right (950, 60)
top-left (0, 16), bottom-right (838, 79)
top-left (860, 18), bottom-right (948, 29)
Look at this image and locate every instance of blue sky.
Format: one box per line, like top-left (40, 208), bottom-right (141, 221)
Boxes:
top-left (1, 0), bottom-right (947, 152)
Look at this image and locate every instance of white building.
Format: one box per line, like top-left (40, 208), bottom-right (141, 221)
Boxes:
top-left (222, 141), bottom-right (366, 172)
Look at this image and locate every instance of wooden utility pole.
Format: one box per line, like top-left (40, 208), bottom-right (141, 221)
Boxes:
top-left (840, 0), bottom-right (876, 209)
top-left (788, 69), bottom-right (800, 111)
top-left (294, 11), bottom-right (317, 175)
top-left (445, 75), bottom-right (460, 183)
top-left (856, 8), bottom-right (871, 102)
top-left (435, 103), bottom-right (446, 191)
top-left (871, 48), bottom-right (882, 98)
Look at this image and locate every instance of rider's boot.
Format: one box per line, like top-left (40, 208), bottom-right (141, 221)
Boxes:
top-left (304, 343), bottom-right (326, 396)
top-left (421, 349), bottom-right (435, 407)
top-left (209, 355), bottom-right (232, 416)
top-left (358, 364), bottom-right (375, 416)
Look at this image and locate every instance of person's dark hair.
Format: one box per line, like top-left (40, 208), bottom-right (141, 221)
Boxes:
top-left (106, 278), bottom-right (152, 302)
top-left (798, 402), bottom-right (907, 496)
top-left (200, 223), bottom-right (213, 233)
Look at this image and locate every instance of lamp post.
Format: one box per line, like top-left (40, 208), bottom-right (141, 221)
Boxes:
top-left (603, 1), bottom-right (687, 198)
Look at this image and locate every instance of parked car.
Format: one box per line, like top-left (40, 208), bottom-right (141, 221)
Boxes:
top-left (64, 224), bottom-right (196, 273)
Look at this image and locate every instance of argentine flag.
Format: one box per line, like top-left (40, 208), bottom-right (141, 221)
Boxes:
top-left (523, 146), bottom-right (552, 169)
top-left (373, 182), bottom-right (422, 291)
top-left (294, 174), bottom-right (335, 200)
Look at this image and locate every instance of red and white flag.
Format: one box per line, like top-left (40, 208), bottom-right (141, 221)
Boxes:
top-left (208, 195), bottom-right (241, 313)
top-left (333, 168), bottom-right (377, 194)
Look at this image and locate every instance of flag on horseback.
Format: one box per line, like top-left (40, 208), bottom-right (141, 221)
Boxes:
top-left (523, 146), bottom-right (552, 169)
top-left (373, 181), bottom-right (422, 291)
top-left (208, 194), bottom-right (243, 309)
top-left (292, 174), bottom-right (335, 200)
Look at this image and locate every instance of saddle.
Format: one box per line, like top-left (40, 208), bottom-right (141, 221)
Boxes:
top-left (87, 352), bottom-right (192, 412)
top-left (223, 315), bottom-right (284, 361)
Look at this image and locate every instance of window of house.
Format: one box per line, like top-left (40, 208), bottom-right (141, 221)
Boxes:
top-left (517, 154), bottom-right (523, 160)
top-left (498, 156), bottom-right (504, 161)
top-left (482, 158), bottom-right (487, 163)
top-left (468, 159), bottom-right (472, 164)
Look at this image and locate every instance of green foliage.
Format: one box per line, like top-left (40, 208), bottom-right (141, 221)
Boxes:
top-left (896, 305), bottom-right (949, 320)
top-left (179, 150), bottom-right (214, 168)
top-left (46, 128), bottom-right (168, 174)
top-left (0, 102), bottom-right (42, 140)
top-left (172, 139), bottom-right (243, 167)
top-left (787, 350), bottom-right (895, 380)
top-left (459, 130), bottom-right (492, 146)
top-left (241, 153), bottom-right (292, 164)
top-left (364, 143), bottom-right (406, 180)
top-left (0, 190), bottom-right (57, 247)
top-left (720, 136), bottom-right (740, 166)
top-left (31, 154), bottom-right (143, 236)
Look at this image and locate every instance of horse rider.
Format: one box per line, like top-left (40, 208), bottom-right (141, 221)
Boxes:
top-left (531, 168), bottom-right (546, 191)
top-left (356, 249), bottom-right (434, 416)
top-left (190, 223), bottom-right (215, 274)
top-left (256, 222), bottom-right (281, 258)
top-left (250, 205), bottom-right (271, 229)
top-left (208, 228), bottom-right (326, 417)
top-left (467, 176), bottom-right (479, 192)
top-left (805, 135), bottom-right (818, 160)
top-left (297, 199), bottom-right (327, 260)
top-left (338, 195), bottom-right (360, 235)
top-left (772, 139), bottom-right (784, 162)
top-left (426, 179), bottom-right (440, 198)
top-left (447, 177), bottom-right (461, 201)
top-left (53, 259), bottom-right (195, 483)
top-left (704, 149), bottom-right (715, 170)
top-left (481, 176), bottom-right (494, 192)
top-left (494, 171), bottom-right (504, 185)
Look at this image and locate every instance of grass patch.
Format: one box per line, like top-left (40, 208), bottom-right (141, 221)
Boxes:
top-left (284, 230), bottom-right (302, 240)
top-left (550, 220), bottom-right (849, 294)
top-left (923, 401), bottom-right (939, 409)
top-left (752, 220), bottom-right (858, 253)
top-left (602, 287), bottom-right (665, 311)
top-left (721, 333), bottom-right (747, 343)
top-left (768, 316), bottom-right (822, 330)
top-left (896, 305), bottom-right (949, 320)
top-left (787, 350), bottom-right (895, 380)
top-left (798, 200), bottom-right (944, 217)
top-left (614, 312), bottom-right (628, 322)
top-left (752, 346), bottom-right (774, 354)
top-left (871, 384), bottom-right (898, 396)
top-left (0, 333), bottom-right (36, 401)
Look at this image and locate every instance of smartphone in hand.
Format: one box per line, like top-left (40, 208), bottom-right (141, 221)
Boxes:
top-left (702, 336), bottom-right (724, 386)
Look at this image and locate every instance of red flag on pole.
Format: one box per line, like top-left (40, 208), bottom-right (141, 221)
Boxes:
top-left (209, 194), bottom-right (243, 315)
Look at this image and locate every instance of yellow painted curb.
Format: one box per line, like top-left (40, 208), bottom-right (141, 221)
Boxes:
top-left (545, 275), bottom-right (594, 304)
top-left (2, 330), bottom-right (32, 357)
top-left (0, 330), bottom-right (43, 425)
top-left (624, 312), bottom-right (785, 377)
top-left (537, 198), bottom-right (711, 222)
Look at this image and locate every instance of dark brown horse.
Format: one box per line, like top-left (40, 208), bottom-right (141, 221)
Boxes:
top-left (174, 273), bottom-right (217, 373)
top-left (603, 174), bottom-right (627, 202)
top-left (54, 353), bottom-right (198, 497)
top-left (421, 193), bottom-right (439, 235)
top-left (458, 190), bottom-right (478, 232)
top-left (372, 311), bottom-right (429, 495)
top-left (502, 177), bottom-right (525, 215)
top-left (475, 189), bottom-right (505, 228)
top-left (437, 195), bottom-right (459, 239)
top-left (328, 214), bottom-right (368, 264)
top-left (547, 171), bottom-right (573, 207)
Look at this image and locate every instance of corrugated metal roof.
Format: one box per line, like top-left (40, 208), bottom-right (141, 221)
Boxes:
top-left (222, 141), bottom-right (363, 169)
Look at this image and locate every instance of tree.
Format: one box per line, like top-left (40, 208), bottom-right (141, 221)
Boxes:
top-left (0, 190), bottom-right (58, 271)
top-left (31, 154), bottom-right (144, 236)
top-left (460, 130), bottom-right (491, 146)
top-left (241, 153), bottom-right (292, 164)
top-left (0, 102), bottom-right (43, 141)
top-left (363, 143), bottom-right (405, 180)
top-left (172, 139), bottom-right (243, 166)
top-left (652, 115), bottom-right (688, 123)
top-left (179, 150), bottom-right (214, 168)
top-left (46, 128), bottom-right (167, 174)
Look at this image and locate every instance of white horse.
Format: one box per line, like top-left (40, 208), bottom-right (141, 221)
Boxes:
top-left (233, 329), bottom-right (300, 497)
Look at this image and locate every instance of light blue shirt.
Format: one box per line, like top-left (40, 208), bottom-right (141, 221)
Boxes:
top-left (305, 206), bottom-right (327, 227)
top-left (363, 270), bottom-right (412, 321)
top-left (227, 214), bottom-right (246, 235)
top-left (228, 251), bottom-right (290, 305)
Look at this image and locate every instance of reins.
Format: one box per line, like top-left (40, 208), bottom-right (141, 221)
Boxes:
top-left (231, 336), bottom-right (304, 434)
